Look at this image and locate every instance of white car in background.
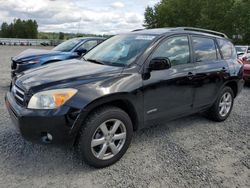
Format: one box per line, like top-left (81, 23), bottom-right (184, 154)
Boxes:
top-left (235, 45), bottom-right (250, 58)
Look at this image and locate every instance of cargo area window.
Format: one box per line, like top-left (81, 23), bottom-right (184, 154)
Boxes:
top-left (217, 39), bottom-right (235, 59)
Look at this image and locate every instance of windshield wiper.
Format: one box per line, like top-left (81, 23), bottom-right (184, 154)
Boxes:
top-left (86, 59), bottom-right (105, 65)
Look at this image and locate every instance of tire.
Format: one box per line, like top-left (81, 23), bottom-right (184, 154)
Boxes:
top-left (206, 86), bottom-right (234, 122)
top-left (77, 106), bottom-right (133, 168)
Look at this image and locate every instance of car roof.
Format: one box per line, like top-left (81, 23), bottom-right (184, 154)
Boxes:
top-left (130, 27), bottom-right (228, 39)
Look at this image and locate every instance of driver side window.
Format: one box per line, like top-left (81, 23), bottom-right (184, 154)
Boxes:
top-left (77, 40), bottom-right (98, 51)
top-left (152, 36), bottom-right (190, 66)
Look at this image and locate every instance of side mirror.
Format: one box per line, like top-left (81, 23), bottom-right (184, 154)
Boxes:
top-left (149, 57), bottom-right (171, 71)
top-left (76, 48), bottom-right (87, 56)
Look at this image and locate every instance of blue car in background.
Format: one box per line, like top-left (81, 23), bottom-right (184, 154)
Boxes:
top-left (11, 37), bottom-right (105, 78)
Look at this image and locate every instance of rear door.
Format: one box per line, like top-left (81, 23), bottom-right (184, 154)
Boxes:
top-left (191, 35), bottom-right (229, 108)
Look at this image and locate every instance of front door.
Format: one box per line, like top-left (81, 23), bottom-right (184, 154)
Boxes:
top-left (142, 35), bottom-right (196, 126)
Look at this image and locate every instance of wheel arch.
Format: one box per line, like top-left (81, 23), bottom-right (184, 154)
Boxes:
top-left (83, 95), bottom-right (139, 131)
top-left (225, 81), bottom-right (238, 98)
top-left (71, 93), bottom-right (141, 145)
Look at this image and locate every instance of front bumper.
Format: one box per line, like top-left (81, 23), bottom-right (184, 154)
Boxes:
top-left (5, 91), bottom-right (81, 145)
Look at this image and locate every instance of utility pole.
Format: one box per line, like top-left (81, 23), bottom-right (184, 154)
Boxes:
top-left (77, 18), bottom-right (82, 36)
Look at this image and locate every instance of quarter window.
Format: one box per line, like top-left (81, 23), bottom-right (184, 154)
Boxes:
top-left (192, 37), bottom-right (217, 62)
top-left (151, 36), bottom-right (190, 66)
top-left (217, 39), bottom-right (235, 59)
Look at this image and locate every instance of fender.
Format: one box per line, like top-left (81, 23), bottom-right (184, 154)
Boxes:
top-left (212, 62), bottom-right (244, 103)
top-left (66, 71), bottom-right (144, 138)
top-left (68, 92), bottom-right (144, 141)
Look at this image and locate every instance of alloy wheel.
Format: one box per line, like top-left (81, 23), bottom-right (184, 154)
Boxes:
top-left (91, 119), bottom-right (127, 160)
top-left (219, 92), bottom-right (232, 117)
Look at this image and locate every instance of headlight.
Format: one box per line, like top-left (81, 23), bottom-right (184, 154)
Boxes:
top-left (28, 88), bottom-right (77, 109)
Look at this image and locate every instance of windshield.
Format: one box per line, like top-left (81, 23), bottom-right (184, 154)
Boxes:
top-left (235, 46), bottom-right (247, 54)
top-left (83, 34), bottom-right (156, 66)
top-left (53, 38), bottom-right (81, 52)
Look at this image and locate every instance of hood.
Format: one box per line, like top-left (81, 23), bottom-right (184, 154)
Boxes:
top-left (13, 49), bottom-right (64, 62)
top-left (16, 59), bottom-right (123, 92)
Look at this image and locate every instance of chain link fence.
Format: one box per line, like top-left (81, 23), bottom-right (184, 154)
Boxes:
top-left (0, 38), bottom-right (63, 46)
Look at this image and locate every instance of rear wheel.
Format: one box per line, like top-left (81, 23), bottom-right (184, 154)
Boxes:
top-left (206, 87), bottom-right (234, 122)
top-left (77, 106), bottom-right (133, 168)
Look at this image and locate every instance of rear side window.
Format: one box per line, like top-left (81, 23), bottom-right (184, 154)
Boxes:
top-left (192, 36), bottom-right (217, 62)
top-left (217, 39), bottom-right (235, 59)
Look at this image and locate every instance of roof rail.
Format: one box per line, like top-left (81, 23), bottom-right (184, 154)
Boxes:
top-left (177, 27), bottom-right (228, 38)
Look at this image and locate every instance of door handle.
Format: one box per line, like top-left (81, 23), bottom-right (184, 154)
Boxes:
top-left (187, 72), bottom-right (194, 80)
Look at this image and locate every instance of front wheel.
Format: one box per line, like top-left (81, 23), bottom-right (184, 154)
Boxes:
top-left (206, 87), bottom-right (234, 122)
top-left (77, 106), bottom-right (133, 168)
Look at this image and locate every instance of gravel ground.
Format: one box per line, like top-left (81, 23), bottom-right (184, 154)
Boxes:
top-left (0, 46), bottom-right (249, 188)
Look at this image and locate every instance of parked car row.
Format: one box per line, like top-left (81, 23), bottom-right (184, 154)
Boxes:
top-left (11, 37), bottom-right (105, 77)
top-left (0, 41), bottom-right (33, 46)
top-left (0, 39), bottom-right (56, 46)
top-left (236, 45), bottom-right (250, 83)
top-left (5, 27), bottom-right (244, 168)
top-left (235, 45), bottom-right (250, 58)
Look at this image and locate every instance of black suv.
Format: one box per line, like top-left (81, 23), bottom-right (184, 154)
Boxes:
top-left (5, 27), bottom-right (244, 168)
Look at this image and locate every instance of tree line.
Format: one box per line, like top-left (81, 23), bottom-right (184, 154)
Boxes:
top-left (38, 32), bottom-right (107, 40)
top-left (144, 0), bottom-right (250, 44)
top-left (0, 18), bottom-right (108, 40)
top-left (0, 19), bottom-right (38, 39)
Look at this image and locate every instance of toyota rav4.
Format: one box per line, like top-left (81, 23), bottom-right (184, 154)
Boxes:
top-left (5, 27), bottom-right (244, 168)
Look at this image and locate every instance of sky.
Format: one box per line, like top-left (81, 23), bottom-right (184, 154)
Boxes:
top-left (0, 0), bottom-right (160, 35)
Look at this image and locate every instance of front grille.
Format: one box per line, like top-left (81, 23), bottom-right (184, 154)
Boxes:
top-left (12, 85), bottom-right (25, 106)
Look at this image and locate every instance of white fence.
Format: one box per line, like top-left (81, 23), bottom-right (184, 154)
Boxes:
top-left (0, 38), bottom-right (62, 46)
